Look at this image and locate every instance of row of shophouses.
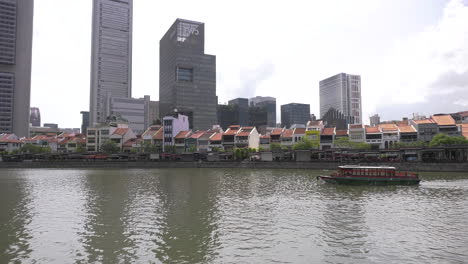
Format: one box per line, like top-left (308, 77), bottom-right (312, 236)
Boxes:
top-left (1, 114), bottom-right (467, 154)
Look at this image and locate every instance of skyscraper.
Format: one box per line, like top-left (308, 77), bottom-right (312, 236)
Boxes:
top-left (89, 0), bottom-right (133, 126)
top-left (249, 96), bottom-right (276, 127)
top-left (30, 107), bottom-right (40, 127)
top-left (159, 19), bottom-right (217, 130)
top-left (0, 0), bottom-right (34, 137)
top-left (319, 73), bottom-right (362, 125)
top-left (281, 103), bottom-right (310, 128)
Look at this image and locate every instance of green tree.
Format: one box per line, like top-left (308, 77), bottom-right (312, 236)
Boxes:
top-left (429, 133), bottom-right (468, 147)
top-left (164, 145), bottom-right (176, 153)
top-left (76, 145), bottom-right (86, 153)
top-left (187, 146), bottom-right (197, 153)
top-left (334, 137), bottom-right (371, 150)
top-left (270, 143), bottom-right (282, 151)
top-left (100, 140), bottom-right (119, 154)
top-left (20, 144), bottom-right (51, 154)
top-left (292, 137), bottom-right (319, 150)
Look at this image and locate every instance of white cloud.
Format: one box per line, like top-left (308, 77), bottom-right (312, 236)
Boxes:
top-left (368, 0), bottom-right (468, 120)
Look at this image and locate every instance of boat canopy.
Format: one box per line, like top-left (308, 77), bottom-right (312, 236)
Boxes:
top-left (338, 165), bottom-right (397, 170)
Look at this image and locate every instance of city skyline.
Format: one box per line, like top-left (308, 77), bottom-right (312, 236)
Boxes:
top-left (30, 0), bottom-right (468, 128)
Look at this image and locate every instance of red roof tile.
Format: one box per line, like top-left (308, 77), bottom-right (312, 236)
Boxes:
top-left (365, 126), bottom-right (381, 133)
top-left (174, 130), bottom-right (191, 139)
top-left (349, 124), bottom-right (364, 129)
top-left (210, 132), bottom-right (222, 141)
top-left (379, 123), bottom-right (398, 132)
top-left (223, 129), bottom-right (239, 136)
top-left (236, 131), bottom-right (251, 137)
top-left (322, 128), bottom-right (335, 136)
top-left (398, 125), bottom-right (416, 133)
top-left (153, 129), bottom-right (163, 140)
top-left (282, 129), bottom-right (294, 138)
top-left (413, 119), bottom-right (436, 124)
top-left (293, 128), bottom-right (306, 134)
top-left (432, 115), bottom-right (456, 126)
top-left (142, 125), bottom-right (162, 137)
top-left (260, 134), bottom-right (270, 139)
top-left (228, 125), bottom-right (241, 129)
top-left (307, 121), bottom-right (323, 126)
top-left (190, 130), bottom-right (206, 139)
top-left (335, 130), bottom-right (348, 136)
top-left (113, 128), bottom-right (129, 136)
top-left (271, 128), bottom-right (283, 136)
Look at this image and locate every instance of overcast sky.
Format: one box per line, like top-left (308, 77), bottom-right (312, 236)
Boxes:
top-left (31, 0), bottom-right (468, 128)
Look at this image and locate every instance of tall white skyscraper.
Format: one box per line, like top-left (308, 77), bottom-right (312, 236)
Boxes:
top-left (319, 73), bottom-right (362, 124)
top-left (90, 0), bottom-right (133, 126)
top-left (0, 0), bottom-right (34, 137)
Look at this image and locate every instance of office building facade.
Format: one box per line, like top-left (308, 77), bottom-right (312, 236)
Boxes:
top-left (0, 0), bottom-right (34, 137)
top-left (281, 103), bottom-right (310, 128)
top-left (249, 96), bottom-right (276, 127)
top-left (89, 0), bottom-right (133, 126)
top-left (109, 96), bottom-right (150, 135)
top-left (159, 19), bottom-right (217, 130)
top-left (30, 107), bottom-right (41, 127)
top-left (319, 73), bottom-right (362, 125)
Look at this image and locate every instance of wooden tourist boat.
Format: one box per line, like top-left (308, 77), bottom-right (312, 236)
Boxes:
top-left (317, 165), bottom-right (421, 185)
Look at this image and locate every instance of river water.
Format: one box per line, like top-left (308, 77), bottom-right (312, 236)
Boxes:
top-left (0, 168), bottom-right (467, 264)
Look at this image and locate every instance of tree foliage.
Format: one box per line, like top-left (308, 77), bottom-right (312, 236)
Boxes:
top-left (292, 137), bottom-right (319, 150)
top-left (234, 148), bottom-right (250, 160)
top-left (429, 133), bottom-right (468, 147)
top-left (334, 137), bottom-right (371, 150)
top-left (270, 143), bottom-right (282, 151)
top-left (101, 140), bottom-right (119, 154)
top-left (20, 144), bottom-right (51, 154)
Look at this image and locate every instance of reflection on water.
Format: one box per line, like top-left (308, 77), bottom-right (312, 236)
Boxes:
top-left (0, 168), bottom-right (467, 263)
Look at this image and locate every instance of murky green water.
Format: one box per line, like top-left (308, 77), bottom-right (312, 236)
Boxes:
top-left (0, 168), bottom-right (467, 263)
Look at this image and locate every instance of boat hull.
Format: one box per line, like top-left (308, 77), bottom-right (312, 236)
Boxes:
top-left (318, 175), bottom-right (421, 185)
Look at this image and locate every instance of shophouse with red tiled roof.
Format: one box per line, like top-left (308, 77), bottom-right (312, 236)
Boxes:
top-left (365, 126), bottom-right (382, 149)
top-left (0, 134), bottom-right (22, 153)
top-left (235, 126), bottom-right (259, 149)
top-left (379, 123), bottom-right (399, 149)
top-left (320, 127), bottom-right (335, 150)
top-left (174, 130), bottom-right (192, 153)
top-left (123, 137), bottom-right (143, 153)
top-left (410, 118), bottom-right (438, 142)
top-left (432, 115), bottom-right (460, 136)
top-left (292, 128), bottom-right (306, 144)
top-left (209, 132), bottom-right (223, 151)
top-left (270, 128), bottom-right (284, 143)
top-left (280, 129), bottom-right (294, 148)
top-left (398, 125), bottom-right (418, 143)
top-left (222, 125), bottom-right (241, 150)
top-left (348, 124), bottom-right (365, 143)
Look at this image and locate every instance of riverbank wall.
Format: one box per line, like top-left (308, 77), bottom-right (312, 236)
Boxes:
top-left (1, 161), bottom-right (467, 172)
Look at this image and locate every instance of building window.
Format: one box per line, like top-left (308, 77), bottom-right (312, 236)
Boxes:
top-left (176, 67), bottom-right (193, 82)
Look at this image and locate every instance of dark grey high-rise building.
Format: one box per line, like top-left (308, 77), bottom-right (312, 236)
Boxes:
top-left (80, 111), bottom-right (90, 134)
top-left (0, 0), bottom-right (34, 137)
top-left (30, 107), bottom-right (40, 127)
top-left (228, 98), bottom-right (248, 126)
top-left (90, 0), bottom-right (133, 126)
top-left (159, 19), bottom-right (216, 130)
top-left (281, 103), bottom-right (310, 128)
top-left (249, 96), bottom-right (276, 127)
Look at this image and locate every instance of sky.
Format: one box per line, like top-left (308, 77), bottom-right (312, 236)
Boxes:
top-left (31, 0), bottom-right (468, 128)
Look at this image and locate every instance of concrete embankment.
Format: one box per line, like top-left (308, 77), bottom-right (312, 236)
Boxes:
top-left (1, 161), bottom-right (467, 172)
